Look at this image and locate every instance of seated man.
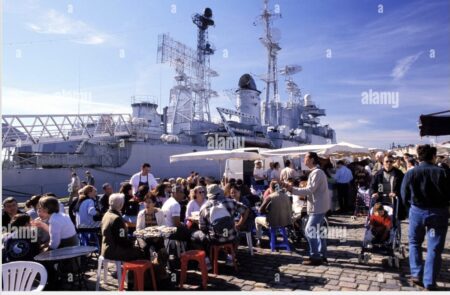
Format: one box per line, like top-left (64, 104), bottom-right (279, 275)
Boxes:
top-left (101, 193), bottom-right (146, 262)
top-left (2, 197), bottom-right (22, 227)
top-left (192, 184), bottom-right (249, 267)
top-left (3, 214), bottom-right (41, 262)
top-left (255, 180), bottom-right (293, 246)
top-left (161, 184), bottom-right (191, 243)
top-left (368, 202), bottom-right (392, 243)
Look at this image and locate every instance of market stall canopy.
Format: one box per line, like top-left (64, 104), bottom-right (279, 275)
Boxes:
top-left (170, 149), bottom-right (262, 163)
top-left (419, 110), bottom-right (450, 136)
top-left (260, 142), bottom-right (370, 157)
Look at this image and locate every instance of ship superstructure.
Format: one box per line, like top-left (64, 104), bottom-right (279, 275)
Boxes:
top-left (2, 1), bottom-right (335, 199)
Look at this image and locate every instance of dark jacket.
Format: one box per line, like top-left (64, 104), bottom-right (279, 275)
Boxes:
top-left (401, 162), bottom-right (450, 209)
top-left (100, 209), bottom-right (144, 261)
top-left (370, 167), bottom-right (406, 220)
top-left (260, 191), bottom-right (293, 227)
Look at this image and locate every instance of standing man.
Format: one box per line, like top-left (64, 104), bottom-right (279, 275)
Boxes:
top-left (85, 170), bottom-right (95, 186)
top-left (68, 172), bottom-right (81, 205)
top-left (99, 183), bottom-right (114, 214)
top-left (333, 160), bottom-right (353, 214)
top-left (372, 151), bottom-right (385, 175)
top-left (401, 144), bottom-right (450, 291)
top-left (253, 160), bottom-right (266, 186)
top-left (130, 163), bottom-right (158, 195)
top-left (370, 155), bottom-right (406, 219)
top-left (284, 152), bottom-right (330, 265)
top-left (280, 159), bottom-right (298, 183)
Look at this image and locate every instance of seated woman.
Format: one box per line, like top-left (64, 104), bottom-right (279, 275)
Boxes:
top-left (101, 193), bottom-right (146, 261)
top-left (228, 183), bottom-right (254, 232)
top-left (25, 195), bottom-right (42, 220)
top-left (32, 196), bottom-right (79, 249)
top-left (120, 183), bottom-right (140, 224)
top-left (74, 185), bottom-right (101, 227)
top-left (31, 196), bottom-right (80, 290)
top-left (184, 186), bottom-right (206, 229)
top-left (368, 202), bottom-right (392, 243)
top-left (136, 194), bottom-right (160, 230)
top-left (3, 214), bottom-right (41, 262)
top-left (136, 194), bottom-right (167, 268)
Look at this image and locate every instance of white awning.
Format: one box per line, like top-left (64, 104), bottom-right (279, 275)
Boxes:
top-left (170, 149), bottom-right (262, 163)
top-left (260, 142), bottom-right (370, 157)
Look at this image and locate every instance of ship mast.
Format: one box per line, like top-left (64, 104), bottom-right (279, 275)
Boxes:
top-left (254, 0), bottom-right (281, 126)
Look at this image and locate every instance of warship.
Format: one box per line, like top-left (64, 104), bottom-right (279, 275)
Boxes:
top-left (2, 1), bottom-right (335, 200)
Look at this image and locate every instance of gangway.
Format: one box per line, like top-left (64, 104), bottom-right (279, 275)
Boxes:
top-left (2, 113), bottom-right (132, 148)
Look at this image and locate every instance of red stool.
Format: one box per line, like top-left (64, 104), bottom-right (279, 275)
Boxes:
top-left (119, 260), bottom-right (157, 291)
top-left (179, 250), bottom-right (208, 290)
top-left (210, 243), bottom-right (238, 275)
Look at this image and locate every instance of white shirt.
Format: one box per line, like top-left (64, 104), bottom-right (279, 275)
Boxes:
top-left (130, 172), bottom-right (158, 194)
top-left (185, 199), bottom-right (206, 221)
top-left (161, 197), bottom-right (180, 227)
top-left (48, 212), bottom-right (77, 249)
top-left (253, 167), bottom-right (266, 180)
top-left (291, 194), bottom-right (305, 214)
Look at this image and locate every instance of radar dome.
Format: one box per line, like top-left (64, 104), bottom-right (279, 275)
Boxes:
top-left (238, 74), bottom-right (259, 92)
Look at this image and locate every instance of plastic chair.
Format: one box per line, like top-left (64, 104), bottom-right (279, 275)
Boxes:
top-left (96, 256), bottom-right (122, 291)
top-left (119, 260), bottom-right (157, 291)
top-left (269, 226), bottom-right (291, 252)
top-left (2, 261), bottom-right (48, 291)
top-left (179, 250), bottom-right (208, 290)
top-left (210, 243), bottom-right (238, 275)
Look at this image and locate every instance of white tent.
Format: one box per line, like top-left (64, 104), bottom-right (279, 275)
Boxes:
top-left (260, 142), bottom-right (370, 157)
top-left (169, 149), bottom-right (262, 163)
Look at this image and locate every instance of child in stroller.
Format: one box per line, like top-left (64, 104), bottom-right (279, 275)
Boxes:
top-left (368, 202), bottom-right (392, 243)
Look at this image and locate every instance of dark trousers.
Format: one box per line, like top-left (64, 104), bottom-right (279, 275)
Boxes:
top-left (336, 183), bottom-right (350, 212)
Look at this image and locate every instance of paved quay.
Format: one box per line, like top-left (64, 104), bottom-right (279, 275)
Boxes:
top-left (74, 214), bottom-right (450, 291)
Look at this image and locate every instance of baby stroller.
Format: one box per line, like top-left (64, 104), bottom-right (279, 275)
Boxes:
top-left (352, 186), bottom-right (371, 219)
top-left (358, 193), bottom-right (406, 268)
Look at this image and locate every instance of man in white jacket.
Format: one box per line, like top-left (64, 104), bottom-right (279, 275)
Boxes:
top-left (284, 152), bottom-right (330, 265)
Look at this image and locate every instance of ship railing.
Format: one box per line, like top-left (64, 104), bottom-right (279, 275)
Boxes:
top-left (2, 114), bottom-right (133, 148)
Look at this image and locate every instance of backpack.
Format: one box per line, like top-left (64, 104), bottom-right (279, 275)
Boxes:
top-left (5, 237), bottom-right (40, 262)
top-left (209, 201), bottom-right (234, 240)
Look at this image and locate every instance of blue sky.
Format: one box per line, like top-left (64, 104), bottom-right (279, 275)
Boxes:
top-left (3, 0), bottom-right (450, 148)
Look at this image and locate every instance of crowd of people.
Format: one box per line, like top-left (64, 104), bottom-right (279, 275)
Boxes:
top-left (1, 145), bottom-right (449, 291)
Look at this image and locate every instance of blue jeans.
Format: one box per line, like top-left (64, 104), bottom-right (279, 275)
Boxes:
top-left (408, 205), bottom-right (448, 288)
top-left (305, 213), bottom-right (327, 259)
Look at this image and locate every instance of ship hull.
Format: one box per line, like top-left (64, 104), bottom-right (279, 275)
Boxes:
top-left (2, 143), bottom-right (221, 201)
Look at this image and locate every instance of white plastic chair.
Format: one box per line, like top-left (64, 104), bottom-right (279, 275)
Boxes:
top-left (95, 256), bottom-right (123, 291)
top-left (2, 261), bottom-right (48, 291)
top-left (244, 232), bottom-right (254, 256)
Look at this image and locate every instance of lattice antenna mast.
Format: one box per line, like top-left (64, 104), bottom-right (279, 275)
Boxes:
top-left (254, 0), bottom-right (281, 125)
top-left (192, 7), bottom-right (216, 122)
top-left (279, 65), bottom-right (302, 104)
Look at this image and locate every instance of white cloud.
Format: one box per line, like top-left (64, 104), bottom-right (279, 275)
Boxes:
top-left (27, 9), bottom-right (110, 45)
top-left (2, 87), bottom-right (130, 115)
top-left (391, 52), bottom-right (423, 80)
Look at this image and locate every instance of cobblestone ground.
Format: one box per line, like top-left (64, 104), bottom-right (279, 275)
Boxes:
top-left (71, 214), bottom-right (450, 291)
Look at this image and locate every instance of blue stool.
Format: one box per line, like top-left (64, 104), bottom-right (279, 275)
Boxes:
top-left (269, 227), bottom-right (291, 252)
top-left (79, 232), bottom-right (100, 250)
